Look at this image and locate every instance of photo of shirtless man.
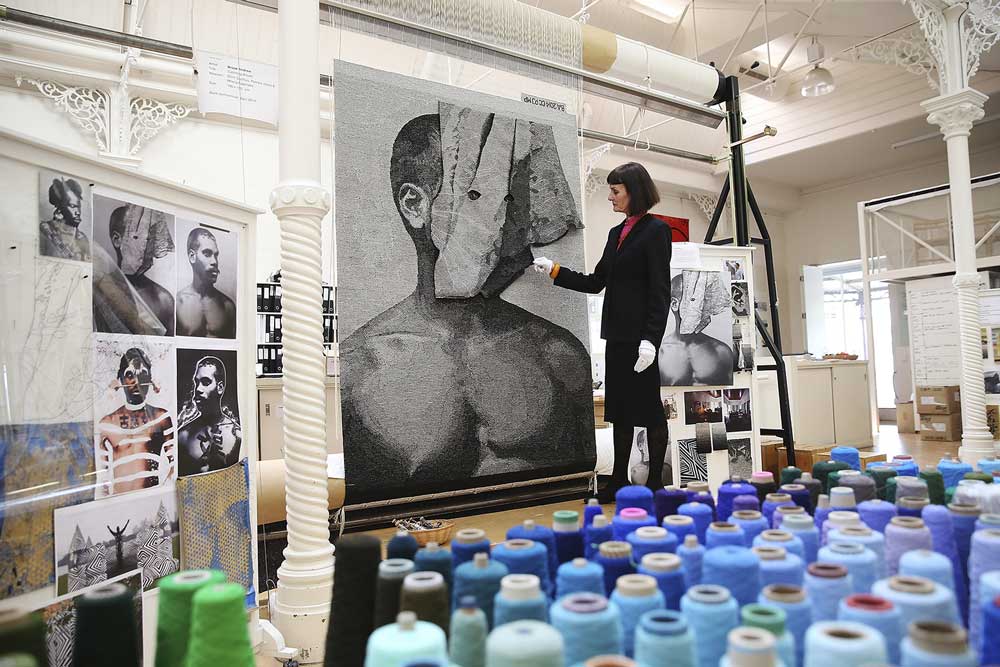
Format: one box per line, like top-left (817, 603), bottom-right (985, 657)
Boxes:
top-left (176, 226), bottom-right (237, 338)
top-left (176, 352), bottom-right (242, 476)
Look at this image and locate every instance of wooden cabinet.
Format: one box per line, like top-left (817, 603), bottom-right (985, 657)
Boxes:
top-left (257, 377), bottom-right (343, 460)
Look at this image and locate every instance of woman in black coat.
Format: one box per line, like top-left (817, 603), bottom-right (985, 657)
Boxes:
top-left (534, 162), bottom-right (671, 502)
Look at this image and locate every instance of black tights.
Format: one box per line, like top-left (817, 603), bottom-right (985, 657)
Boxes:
top-left (611, 422), bottom-right (668, 492)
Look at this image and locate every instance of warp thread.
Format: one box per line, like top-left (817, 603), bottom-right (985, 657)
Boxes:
top-left (677, 535), bottom-right (705, 590)
top-left (492, 539), bottom-right (552, 598)
top-left (804, 563), bottom-right (853, 622)
top-left (548, 593), bottom-right (623, 665)
top-left (857, 499), bottom-right (897, 534)
top-left (633, 609), bottom-right (696, 667)
top-left (616, 485), bottom-right (654, 515)
top-left (485, 620), bottom-right (563, 667)
top-left (610, 574), bottom-right (665, 657)
top-left (718, 482), bottom-right (757, 522)
top-left (885, 517), bottom-right (933, 576)
top-left (819, 542), bottom-right (878, 593)
top-left (555, 558), bottom-right (605, 600)
top-left (388, 530), bottom-right (420, 561)
top-left (704, 522), bottom-right (746, 549)
top-left (730, 510), bottom-right (769, 547)
top-left (452, 553), bottom-right (508, 627)
top-left (969, 529), bottom-right (1000, 650)
top-left (327, 534), bottom-right (382, 667)
top-left (830, 447), bottom-right (861, 471)
top-left (837, 593), bottom-right (903, 666)
top-left (493, 574), bottom-right (548, 627)
top-left (872, 575), bottom-right (960, 629)
top-left (681, 585), bottom-right (739, 667)
top-left (702, 545), bottom-right (760, 607)
top-left (678, 502), bottom-right (713, 544)
top-left (803, 620), bottom-right (888, 667)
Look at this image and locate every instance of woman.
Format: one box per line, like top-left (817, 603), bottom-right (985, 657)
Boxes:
top-left (534, 162), bottom-right (672, 501)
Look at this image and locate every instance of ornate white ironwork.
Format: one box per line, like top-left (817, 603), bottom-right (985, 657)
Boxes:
top-left (905, 0), bottom-right (952, 90)
top-left (904, 0), bottom-right (1000, 90)
top-left (690, 193), bottom-right (720, 222)
top-left (130, 98), bottom-right (193, 155)
top-left (15, 77), bottom-right (111, 151)
top-left (583, 142), bottom-right (612, 196)
top-left (965, 1), bottom-right (1000, 81)
top-left (852, 25), bottom-right (938, 90)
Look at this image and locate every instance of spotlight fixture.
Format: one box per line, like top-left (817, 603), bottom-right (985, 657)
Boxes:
top-left (800, 37), bottom-right (835, 97)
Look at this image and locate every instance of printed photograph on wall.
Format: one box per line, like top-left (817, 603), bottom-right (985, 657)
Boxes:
top-left (175, 219), bottom-right (239, 339)
top-left (986, 370), bottom-right (1000, 395)
top-left (627, 428), bottom-right (673, 487)
top-left (38, 170), bottom-right (92, 262)
top-left (53, 485), bottom-right (179, 594)
top-left (662, 394), bottom-right (678, 421)
top-left (992, 328), bottom-right (1000, 362)
top-left (684, 390), bottom-right (723, 425)
top-left (93, 334), bottom-right (176, 498)
top-left (725, 260), bottom-right (745, 282)
top-left (989, 404), bottom-right (1000, 439)
top-left (92, 194), bottom-right (176, 336)
top-left (660, 269), bottom-right (734, 386)
top-left (984, 328), bottom-right (991, 360)
top-left (334, 61), bottom-right (595, 500)
top-left (711, 422), bottom-right (729, 451)
top-left (727, 438), bottom-right (753, 479)
top-left (724, 388), bottom-right (752, 432)
top-left (695, 422), bottom-right (712, 453)
top-left (176, 348), bottom-right (242, 477)
top-left (732, 282), bottom-right (750, 317)
top-left (677, 438), bottom-right (708, 485)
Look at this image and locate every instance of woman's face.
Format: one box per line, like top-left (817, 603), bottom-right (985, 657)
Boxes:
top-left (608, 184), bottom-right (631, 214)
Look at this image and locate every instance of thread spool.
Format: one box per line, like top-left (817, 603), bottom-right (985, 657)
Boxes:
top-left (901, 620), bottom-right (977, 667)
top-left (740, 604), bottom-right (795, 667)
top-left (678, 502), bottom-right (713, 544)
top-left (719, 481), bottom-right (758, 523)
top-left (977, 512), bottom-right (1000, 530)
top-left (453, 528), bottom-right (492, 569)
top-left (612, 508), bottom-right (656, 542)
top-left (866, 467), bottom-right (898, 501)
top-left (795, 473), bottom-right (823, 509)
top-left (703, 545), bottom-right (760, 607)
top-left (653, 486), bottom-right (688, 523)
top-left (804, 563), bottom-right (853, 622)
top-left (899, 550), bottom-right (954, 598)
top-left (762, 493), bottom-right (795, 527)
top-left (751, 472), bottom-right (778, 504)
top-left (812, 461), bottom-right (850, 493)
top-left (803, 621), bottom-right (887, 667)
top-left (827, 525), bottom-right (887, 578)
top-left (978, 572), bottom-right (1000, 645)
top-left (638, 553), bottom-right (685, 611)
top-left (963, 471), bottom-right (993, 485)
top-left (686, 481), bottom-right (711, 501)
top-left (980, 457), bottom-right (1000, 476)
top-left (485, 620), bottom-right (564, 667)
top-left (155, 569), bottom-right (227, 667)
top-left (734, 494), bottom-right (762, 513)
top-left (885, 516), bottom-right (934, 576)
top-left (896, 474), bottom-right (930, 501)
top-left (493, 574), bottom-right (548, 627)
top-left (719, 626), bottom-right (779, 667)
top-left (780, 483), bottom-right (813, 512)
top-left (328, 533), bottom-right (382, 667)
top-left (625, 525), bottom-right (677, 561)
top-left (400, 571), bottom-right (451, 635)
top-left (365, 612), bottom-right (448, 667)
top-left (814, 494), bottom-right (832, 533)
top-left (611, 574), bottom-right (665, 657)
top-left (184, 582), bottom-right (253, 667)
top-left (837, 593), bottom-right (903, 665)
top-left (680, 585), bottom-right (739, 667)
top-left (753, 529), bottom-right (805, 560)
top-left (705, 521), bottom-right (747, 549)
top-left (452, 553), bottom-right (508, 627)
top-left (677, 534), bottom-right (705, 590)
top-left (892, 455), bottom-right (920, 477)
top-left (760, 584), bottom-right (811, 666)
top-left (856, 499), bottom-right (897, 534)
top-left (556, 557), bottom-right (605, 599)
top-left (919, 468), bottom-right (947, 505)
top-left (553, 510), bottom-right (585, 565)
top-left (389, 530), bottom-right (420, 560)
top-left (968, 528), bottom-right (1000, 651)
top-left (872, 575), bottom-right (960, 629)
top-left (633, 609), bottom-right (696, 667)
top-left (0, 612), bottom-right (47, 666)
top-left (506, 520), bottom-right (558, 588)
top-left (582, 657), bottom-right (636, 667)
top-left (585, 498), bottom-right (605, 527)
top-left (981, 594), bottom-right (1000, 665)
top-left (948, 502), bottom-right (980, 593)
top-left (781, 514), bottom-right (820, 564)
top-left (899, 496), bottom-right (931, 518)
top-left (691, 492), bottom-right (718, 519)
top-left (549, 593), bottom-right (623, 665)
top-left (830, 447), bottom-right (861, 471)
top-left (375, 559), bottom-right (417, 628)
top-left (838, 474), bottom-right (877, 505)
top-left (415, 542), bottom-right (454, 593)
top-left (828, 487), bottom-right (857, 511)
top-left (492, 539), bottom-right (551, 598)
top-left (597, 541), bottom-right (635, 596)
top-left (772, 505), bottom-right (806, 530)
top-left (781, 466), bottom-right (803, 486)
top-left (938, 457), bottom-right (973, 490)
top-left (819, 542), bottom-right (877, 593)
top-left (616, 485), bottom-right (655, 515)
top-left (450, 596), bottom-right (487, 667)
top-left (754, 545), bottom-right (805, 588)
top-left (586, 515), bottom-right (614, 560)
top-left (731, 510), bottom-right (770, 547)
top-left (662, 514), bottom-right (696, 545)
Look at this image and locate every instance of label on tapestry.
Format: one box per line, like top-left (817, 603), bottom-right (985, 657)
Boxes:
top-left (195, 50), bottom-right (278, 125)
top-left (521, 93), bottom-right (567, 113)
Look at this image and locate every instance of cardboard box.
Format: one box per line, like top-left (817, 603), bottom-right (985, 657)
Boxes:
top-left (897, 402), bottom-right (916, 434)
top-left (760, 440), bottom-right (782, 479)
top-left (812, 450), bottom-right (887, 469)
top-left (919, 413), bottom-right (963, 441)
top-left (777, 441), bottom-right (874, 472)
top-left (916, 385), bottom-right (962, 415)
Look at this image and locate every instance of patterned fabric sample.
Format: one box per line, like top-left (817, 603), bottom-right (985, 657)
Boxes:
top-left (177, 459), bottom-right (253, 596)
top-left (0, 422), bottom-right (94, 600)
top-left (678, 438), bottom-right (708, 484)
top-left (728, 438), bottom-right (753, 480)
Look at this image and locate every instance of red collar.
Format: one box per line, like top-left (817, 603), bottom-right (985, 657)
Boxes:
top-left (618, 213), bottom-right (645, 248)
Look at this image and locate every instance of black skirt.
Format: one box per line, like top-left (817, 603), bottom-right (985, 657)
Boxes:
top-left (604, 341), bottom-right (667, 428)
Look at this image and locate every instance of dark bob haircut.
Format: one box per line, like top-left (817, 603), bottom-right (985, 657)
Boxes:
top-left (607, 162), bottom-right (660, 216)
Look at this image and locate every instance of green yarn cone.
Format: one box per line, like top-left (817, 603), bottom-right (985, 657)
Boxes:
top-left (157, 570), bottom-right (228, 667)
top-left (0, 655), bottom-right (38, 667)
top-left (0, 610), bottom-right (46, 667)
top-left (964, 471), bottom-right (993, 484)
top-left (184, 583), bottom-right (254, 667)
top-left (920, 470), bottom-right (947, 505)
top-left (780, 467), bottom-right (802, 487)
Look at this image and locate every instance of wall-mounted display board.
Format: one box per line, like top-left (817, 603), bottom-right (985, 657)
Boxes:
top-left (0, 128), bottom-right (261, 664)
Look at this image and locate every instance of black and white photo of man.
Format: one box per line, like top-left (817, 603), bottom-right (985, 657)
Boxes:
top-left (725, 260), bottom-right (745, 282)
top-left (38, 171), bottom-right (91, 262)
top-left (176, 224), bottom-right (237, 338)
top-left (176, 349), bottom-right (241, 476)
top-left (659, 270), bottom-right (735, 386)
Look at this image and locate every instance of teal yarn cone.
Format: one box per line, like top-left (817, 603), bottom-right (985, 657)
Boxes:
top-left (75, 582), bottom-right (140, 667)
top-left (610, 574), bottom-right (665, 657)
top-left (493, 574), bottom-right (548, 627)
top-left (634, 610), bottom-right (695, 667)
top-left (485, 620), bottom-right (564, 667)
top-left (184, 582), bottom-right (254, 667)
top-left (388, 530), bottom-right (420, 560)
top-left (452, 552), bottom-right (508, 628)
top-left (556, 557), bottom-right (605, 599)
top-left (366, 611), bottom-right (448, 667)
top-left (414, 542), bottom-right (454, 593)
top-left (680, 585), bottom-right (739, 667)
top-left (549, 592), bottom-right (623, 665)
top-left (506, 520), bottom-right (559, 588)
top-left (156, 569), bottom-right (228, 667)
top-left (450, 596), bottom-right (487, 667)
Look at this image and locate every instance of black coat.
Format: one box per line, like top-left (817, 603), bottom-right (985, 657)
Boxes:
top-left (554, 214), bottom-right (672, 345)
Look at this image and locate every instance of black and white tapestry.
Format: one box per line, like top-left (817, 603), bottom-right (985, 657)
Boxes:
top-left (175, 348), bottom-right (242, 477)
top-left (334, 61), bottom-right (595, 500)
top-left (38, 170), bottom-right (92, 262)
top-left (660, 269), bottom-right (734, 386)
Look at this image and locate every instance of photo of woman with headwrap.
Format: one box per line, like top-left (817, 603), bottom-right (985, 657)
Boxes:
top-left (38, 171), bottom-right (92, 262)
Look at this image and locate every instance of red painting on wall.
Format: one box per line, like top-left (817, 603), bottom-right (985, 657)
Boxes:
top-left (652, 214), bottom-right (690, 242)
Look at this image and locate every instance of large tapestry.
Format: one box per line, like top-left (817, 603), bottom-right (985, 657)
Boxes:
top-left (335, 61), bottom-right (595, 501)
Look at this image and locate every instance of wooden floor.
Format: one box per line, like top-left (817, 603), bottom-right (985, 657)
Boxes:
top-left (360, 424), bottom-right (958, 553)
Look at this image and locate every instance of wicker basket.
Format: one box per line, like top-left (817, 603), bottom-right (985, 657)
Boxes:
top-left (407, 521), bottom-right (456, 547)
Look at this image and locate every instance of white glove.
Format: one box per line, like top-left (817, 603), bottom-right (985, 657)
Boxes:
top-left (533, 257), bottom-right (555, 274)
top-left (634, 340), bottom-right (657, 373)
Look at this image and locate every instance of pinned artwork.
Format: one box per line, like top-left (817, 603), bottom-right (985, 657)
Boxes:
top-left (0, 422), bottom-right (94, 600)
top-left (334, 60), bottom-right (594, 501)
top-left (732, 282), bottom-right (750, 317)
top-left (626, 428), bottom-right (673, 487)
top-left (727, 438), bottom-right (753, 480)
top-left (660, 269), bottom-right (734, 387)
top-left (677, 438), bottom-right (708, 485)
top-left (93, 335), bottom-right (176, 498)
top-left (651, 214), bottom-right (690, 243)
top-left (176, 459), bottom-right (254, 601)
top-left (684, 390), bottom-right (723, 425)
top-left (53, 485), bottom-right (179, 594)
top-left (38, 170), bottom-right (92, 263)
top-left (711, 422), bottom-right (729, 452)
top-left (175, 219), bottom-right (239, 339)
top-left (176, 348), bottom-right (242, 477)
top-left (723, 388), bottom-right (752, 432)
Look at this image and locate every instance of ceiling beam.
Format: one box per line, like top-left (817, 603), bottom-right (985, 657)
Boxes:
top-left (698, 10), bottom-right (805, 69)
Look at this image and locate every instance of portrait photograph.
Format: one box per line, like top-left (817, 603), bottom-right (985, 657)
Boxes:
top-left (175, 219), bottom-right (239, 339)
top-left (659, 269), bottom-right (735, 387)
top-left (176, 348), bottom-right (242, 477)
top-left (38, 170), bottom-right (92, 262)
top-left (92, 193), bottom-right (176, 336)
top-left (93, 334), bottom-right (177, 498)
top-left (685, 390), bottom-right (724, 425)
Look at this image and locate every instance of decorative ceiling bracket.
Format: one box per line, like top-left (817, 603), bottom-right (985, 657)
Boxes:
top-left (583, 142), bottom-right (612, 196)
top-left (15, 77), bottom-right (112, 152)
top-left (964, 1), bottom-right (1000, 81)
top-left (903, 0), bottom-right (1000, 93)
top-left (690, 192), bottom-right (729, 223)
top-left (851, 25), bottom-right (939, 90)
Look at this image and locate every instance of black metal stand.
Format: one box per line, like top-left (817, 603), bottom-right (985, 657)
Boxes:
top-left (704, 76), bottom-right (796, 467)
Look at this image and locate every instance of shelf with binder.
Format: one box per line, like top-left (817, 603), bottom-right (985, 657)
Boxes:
top-left (256, 281), bottom-right (336, 376)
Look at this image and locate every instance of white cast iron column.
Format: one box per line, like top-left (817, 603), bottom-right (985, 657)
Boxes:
top-left (908, 1), bottom-right (998, 461)
top-left (268, 0), bottom-right (335, 662)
